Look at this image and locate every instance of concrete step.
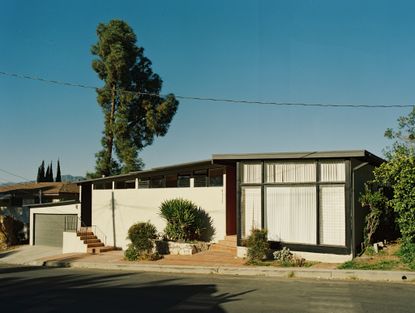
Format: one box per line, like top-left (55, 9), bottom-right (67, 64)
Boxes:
top-left (216, 240), bottom-right (237, 248)
top-left (79, 235), bottom-right (98, 241)
top-left (83, 238), bottom-right (101, 244)
top-left (210, 244), bottom-right (237, 254)
top-left (224, 235), bottom-right (237, 242)
top-left (77, 231), bottom-right (94, 236)
top-left (87, 242), bottom-right (105, 248)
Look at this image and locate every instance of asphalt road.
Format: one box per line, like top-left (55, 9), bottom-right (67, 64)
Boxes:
top-left (1, 264), bottom-right (414, 313)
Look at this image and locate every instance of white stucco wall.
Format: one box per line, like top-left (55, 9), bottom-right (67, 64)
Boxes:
top-left (92, 184), bottom-right (226, 250)
top-left (29, 203), bottom-right (80, 245)
top-left (62, 231), bottom-right (87, 253)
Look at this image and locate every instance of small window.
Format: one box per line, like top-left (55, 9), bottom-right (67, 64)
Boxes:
top-left (194, 175), bottom-right (208, 187)
top-left (115, 180), bottom-right (135, 189)
top-left (320, 161), bottom-right (345, 182)
top-left (177, 175), bottom-right (190, 188)
top-left (137, 179), bottom-right (150, 189)
top-left (242, 163), bottom-right (262, 183)
top-left (166, 175), bottom-right (177, 188)
top-left (150, 176), bottom-right (165, 188)
top-left (209, 168), bottom-right (223, 186)
top-left (93, 182), bottom-right (112, 190)
top-left (265, 162), bottom-right (316, 183)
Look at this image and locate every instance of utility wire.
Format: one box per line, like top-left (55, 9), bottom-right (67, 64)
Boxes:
top-left (0, 70), bottom-right (413, 109)
top-left (0, 167), bottom-right (32, 182)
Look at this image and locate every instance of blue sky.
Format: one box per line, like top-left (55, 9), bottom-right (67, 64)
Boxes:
top-left (1, 0), bottom-right (414, 182)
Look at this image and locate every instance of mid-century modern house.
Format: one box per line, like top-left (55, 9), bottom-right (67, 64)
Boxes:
top-left (70, 150), bottom-right (383, 262)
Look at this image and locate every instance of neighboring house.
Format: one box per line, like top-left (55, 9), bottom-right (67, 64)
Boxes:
top-left (0, 182), bottom-right (79, 224)
top-left (42, 150), bottom-right (382, 262)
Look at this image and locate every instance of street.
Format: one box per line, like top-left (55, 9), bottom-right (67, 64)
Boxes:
top-left (0, 264), bottom-right (414, 313)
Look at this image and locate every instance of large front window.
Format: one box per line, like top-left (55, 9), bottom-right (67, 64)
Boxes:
top-left (240, 160), bottom-right (346, 247)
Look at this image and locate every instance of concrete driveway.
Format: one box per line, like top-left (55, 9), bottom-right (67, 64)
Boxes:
top-left (0, 245), bottom-right (62, 265)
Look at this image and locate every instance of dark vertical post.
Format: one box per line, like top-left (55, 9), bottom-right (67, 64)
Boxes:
top-left (111, 191), bottom-right (116, 248)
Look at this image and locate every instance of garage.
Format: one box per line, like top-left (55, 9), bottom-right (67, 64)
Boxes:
top-left (33, 213), bottom-right (78, 247)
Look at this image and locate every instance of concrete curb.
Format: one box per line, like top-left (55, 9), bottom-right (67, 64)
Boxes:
top-left (37, 259), bottom-right (415, 283)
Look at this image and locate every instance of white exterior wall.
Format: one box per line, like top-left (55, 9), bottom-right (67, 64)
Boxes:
top-left (62, 231), bottom-right (87, 253)
top-left (92, 182), bottom-right (226, 250)
top-left (29, 203), bottom-right (80, 245)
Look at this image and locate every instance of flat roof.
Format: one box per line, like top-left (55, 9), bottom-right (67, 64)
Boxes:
top-left (78, 159), bottom-right (215, 184)
top-left (212, 149), bottom-right (385, 164)
top-left (78, 150), bottom-right (385, 184)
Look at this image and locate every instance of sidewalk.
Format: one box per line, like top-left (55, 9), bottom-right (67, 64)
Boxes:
top-left (11, 247), bottom-right (414, 284)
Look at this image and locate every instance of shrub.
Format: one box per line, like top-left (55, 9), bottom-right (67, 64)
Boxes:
top-left (246, 228), bottom-right (269, 263)
top-left (273, 247), bottom-right (306, 267)
top-left (160, 198), bottom-right (214, 242)
top-left (125, 222), bottom-right (158, 261)
top-left (397, 240), bottom-right (415, 270)
top-left (0, 215), bottom-right (24, 249)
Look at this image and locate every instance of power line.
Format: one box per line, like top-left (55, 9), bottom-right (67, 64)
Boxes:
top-left (0, 167), bottom-right (31, 182)
top-left (0, 70), bottom-right (414, 109)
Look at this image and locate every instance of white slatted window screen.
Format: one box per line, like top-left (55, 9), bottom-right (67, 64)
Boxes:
top-left (319, 185), bottom-right (345, 246)
top-left (266, 186), bottom-right (316, 244)
top-left (242, 163), bottom-right (262, 183)
top-left (320, 161), bottom-right (345, 182)
top-left (265, 162), bottom-right (316, 183)
top-left (241, 187), bottom-right (262, 237)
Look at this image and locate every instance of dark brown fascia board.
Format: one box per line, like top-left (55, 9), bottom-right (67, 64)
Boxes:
top-left (212, 150), bottom-right (385, 165)
top-left (28, 200), bottom-right (80, 208)
top-left (77, 159), bottom-right (216, 184)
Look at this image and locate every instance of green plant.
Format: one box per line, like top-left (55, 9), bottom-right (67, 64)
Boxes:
top-left (246, 228), bottom-right (269, 263)
top-left (397, 241), bottom-right (415, 270)
top-left (273, 247), bottom-right (306, 267)
top-left (159, 198), bottom-right (214, 242)
top-left (338, 259), bottom-right (400, 270)
top-left (125, 221), bottom-right (157, 260)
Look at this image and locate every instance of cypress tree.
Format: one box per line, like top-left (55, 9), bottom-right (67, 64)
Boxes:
top-left (37, 161), bottom-right (46, 183)
top-left (55, 159), bottom-right (62, 182)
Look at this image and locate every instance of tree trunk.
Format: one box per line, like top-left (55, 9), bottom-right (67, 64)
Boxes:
top-left (105, 84), bottom-right (117, 176)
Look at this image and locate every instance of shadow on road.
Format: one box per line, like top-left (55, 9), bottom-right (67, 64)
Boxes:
top-left (0, 268), bottom-right (255, 312)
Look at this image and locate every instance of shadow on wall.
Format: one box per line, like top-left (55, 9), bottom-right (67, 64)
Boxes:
top-left (197, 208), bottom-right (215, 242)
top-left (0, 267), bottom-right (255, 312)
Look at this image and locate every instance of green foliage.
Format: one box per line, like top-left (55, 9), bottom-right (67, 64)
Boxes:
top-left (397, 241), bottom-right (415, 270)
top-left (36, 161), bottom-right (45, 183)
top-left (373, 151), bottom-right (415, 243)
top-left (246, 228), bottom-right (269, 263)
top-left (364, 108), bottom-right (415, 245)
top-left (338, 259), bottom-right (400, 271)
top-left (124, 245), bottom-right (139, 261)
top-left (91, 19), bottom-right (179, 177)
top-left (55, 159), bottom-right (62, 182)
top-left (360, 184), bottom-right (393, 247)
top-left (159, 198), bottom-right (214, 242)
top-left (125, 221), bottom-right (158, 260)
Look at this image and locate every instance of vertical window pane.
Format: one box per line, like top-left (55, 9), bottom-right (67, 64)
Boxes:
top-left (241, 187), bottom-right (262, 237)
top-left (320, 161), bottom-right (345, 182)
top-left (242, 164), bottom-right (262, 183)
top-left (265, 162), bottom-right (316, 183)
top-left (319, 185), bottom-right (345, 246)
top-left (266, 186), bottom-right (316, 244)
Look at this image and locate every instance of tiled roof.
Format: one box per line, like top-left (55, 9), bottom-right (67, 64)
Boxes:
top-left (0, 182), bottom-right (79, 195)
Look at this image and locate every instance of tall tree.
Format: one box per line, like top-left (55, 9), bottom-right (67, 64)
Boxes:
top-left (36, 161), bottom-right (45, 183)
top-left (55, 159), bottom-right (62, 182)
top-left (90, 20), bottom-right (178, 177)
top-left (45, 162), bottom-right (54, 182)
